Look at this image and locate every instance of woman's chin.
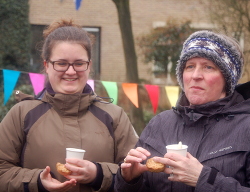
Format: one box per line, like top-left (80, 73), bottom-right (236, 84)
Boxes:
top-left (189, 97), bottom-right (206, 106)
top-left (58, 89), bottom-right (80, 94)
top-left (59, 85), bottom-right (83, 94)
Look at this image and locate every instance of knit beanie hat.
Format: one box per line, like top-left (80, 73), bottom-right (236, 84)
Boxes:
top-left (176, 30), bottom-right (244, 95)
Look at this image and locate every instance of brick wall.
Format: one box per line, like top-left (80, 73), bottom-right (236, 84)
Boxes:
top-left (29, 0), bottom-right (211, 84)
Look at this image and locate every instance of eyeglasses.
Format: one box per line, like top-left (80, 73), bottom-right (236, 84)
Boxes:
top-left (48, 60), bottom-right (90, 72)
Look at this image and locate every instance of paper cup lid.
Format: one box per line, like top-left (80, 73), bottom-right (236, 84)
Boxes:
top-left (166, 144), bottom-right (188, 150)
top-left (66, 148), bottom-right (85, 153)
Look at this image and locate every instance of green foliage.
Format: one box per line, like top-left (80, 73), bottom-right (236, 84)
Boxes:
top-left (143, 110), bottom-right (154, 125)
top-left (201, 0), bottom-right (250, 82)
top-left (0, 0), bottom-right (31, 71)
top-left (203, 0), bottom-right (249, 40)
top-left (137, 19), bottom-right (194, 81)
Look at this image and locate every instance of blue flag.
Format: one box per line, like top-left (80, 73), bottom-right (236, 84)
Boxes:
top-left (75, 0), bottom-right (82, 10)
top-left (3, 69), bottom-right (20, 105)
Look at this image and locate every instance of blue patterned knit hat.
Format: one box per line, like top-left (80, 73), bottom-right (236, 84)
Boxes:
top-left (176, 30), bottom-right (244, 95)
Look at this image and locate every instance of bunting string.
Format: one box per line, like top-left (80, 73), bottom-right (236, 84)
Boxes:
top-left (0, 69), bottom-right (180, 114)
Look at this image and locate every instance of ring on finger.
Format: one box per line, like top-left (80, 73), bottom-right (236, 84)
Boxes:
top-left (124, 158), bottom-right (127, 163)
top-left (170, 168), bottom-right (174, 177)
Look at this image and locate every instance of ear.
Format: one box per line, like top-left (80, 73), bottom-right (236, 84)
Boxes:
top-left (89, 60), bottom-right (93, 67)
top-left (87, 60), bottom-right (93, 71)
top-left (44, 60), bottom-right (49, 73)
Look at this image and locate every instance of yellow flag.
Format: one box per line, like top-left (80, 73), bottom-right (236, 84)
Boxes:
top-left (165, 86), bottom-right (179, 107)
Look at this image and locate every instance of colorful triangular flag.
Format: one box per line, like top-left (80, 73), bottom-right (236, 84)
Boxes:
top-left (3, 69), bottom-right (20, 105)
top-left (122, 83), bottom-right (138, 108)
top-left (101, 81), bottom-right (118, 105)
top-left (165, 86), bottom-right (179, 107)
top-left (87, 79), bottom-right (94, 91)
top-left (74, 0), bottom-right (82, 10)
top-left (29, 73), bottom-right (45, 95)
top-left (145, 84), bottom-right (159, 114)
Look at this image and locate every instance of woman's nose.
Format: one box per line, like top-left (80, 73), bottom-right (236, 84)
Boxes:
top-left (65, 65), bottom-right (76, 74)
top-left (191, 67), bottom-right (203, 79)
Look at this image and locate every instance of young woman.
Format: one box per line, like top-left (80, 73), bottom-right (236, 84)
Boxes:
top-left (0, 19), bottom-right (138, 192)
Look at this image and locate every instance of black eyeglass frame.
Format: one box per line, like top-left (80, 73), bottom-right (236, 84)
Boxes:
top-left (48, 60), bottom-right (90, 72)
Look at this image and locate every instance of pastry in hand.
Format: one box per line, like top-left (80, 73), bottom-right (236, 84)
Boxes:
top-left (56, 162), bottom-right (72, 176)
top-left (146, 158), bottom-right (165, 173)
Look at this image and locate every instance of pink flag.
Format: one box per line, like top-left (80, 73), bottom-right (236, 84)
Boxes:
top-left (29, 73), bottom-right (45, 95)
top-left (87, 79), bottom-right (94, 91)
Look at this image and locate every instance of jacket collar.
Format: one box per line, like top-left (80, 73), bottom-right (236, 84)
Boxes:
top-left (41, 82), bottom-right (96, 116)
top-left (176, 87), bottom-right (250, 122)
top-left (235, 81), bottom-right (250, 100)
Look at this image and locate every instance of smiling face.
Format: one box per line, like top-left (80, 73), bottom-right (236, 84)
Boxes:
top-left (183, 57), bottom-right (226, 105)
top-left (44, 41), bottom-right (91, 94)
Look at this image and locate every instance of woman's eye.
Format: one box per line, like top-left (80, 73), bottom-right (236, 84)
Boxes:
top-left (57, 62), bottom-right (68, 66)
top-left (185, 65), bottom-right (194, 70)
top-left (74, 62), bottom-right (84, 67)
top-left (205, 65), bottom-right (214, 70)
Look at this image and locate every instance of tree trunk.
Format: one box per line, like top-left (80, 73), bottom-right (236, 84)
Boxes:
top-left (112, 0), bottom-right (145, 135)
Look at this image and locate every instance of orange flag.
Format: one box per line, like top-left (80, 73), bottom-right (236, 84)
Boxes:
top-left (122, 83), bottom-right (139, 108)
top-left (145, 84), bottom-right (159, 114)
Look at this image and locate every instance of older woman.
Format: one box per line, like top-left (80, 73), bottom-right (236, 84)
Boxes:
top-left (114, 30), bottom-right (250, 192)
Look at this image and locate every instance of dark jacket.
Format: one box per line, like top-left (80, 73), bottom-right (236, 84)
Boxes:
top-left (0, 83), bottom-right (138, 192)
top-left (115, 81), bottom-right (250, 192)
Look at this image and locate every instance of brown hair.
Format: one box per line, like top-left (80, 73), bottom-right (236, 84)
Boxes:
top-left (42, 19), bottom-right (92, 62)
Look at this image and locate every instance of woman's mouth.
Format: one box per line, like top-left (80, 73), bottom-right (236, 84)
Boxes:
top-left (191, 86), bottom-right (203, 90)
top-left (64, 78), bottom-right (77, 81)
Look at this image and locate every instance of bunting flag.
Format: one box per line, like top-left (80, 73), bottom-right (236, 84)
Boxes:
top-left (3, 69), bottom-right (20, 105)
top-left (29, 73), bottom-right (45, 95)
top-left (122, 83), bottom-right (139, 108)
top-left (145, 84), bottom-right (159, 114)
top-left (165, 86), bottom-right (180, 107)
top-left (87, 79), bottom-right (94, 91)
top-left (1, 69), bottom-right (180, 112)
top-left (101, 81), bottom-right (118, 105)
top-left (74, 0), bottom-right (82, 10)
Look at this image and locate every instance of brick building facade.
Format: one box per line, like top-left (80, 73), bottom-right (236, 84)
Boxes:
top-left (29, 0), bottom-right (213, 84)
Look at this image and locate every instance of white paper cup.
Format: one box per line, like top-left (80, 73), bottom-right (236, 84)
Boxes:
top-left (166, 144), bottom-right (188, 157)
top-left (66, 148), bottom-right (85, 159)
top-left (166, 144), bottom-right (188, 177)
